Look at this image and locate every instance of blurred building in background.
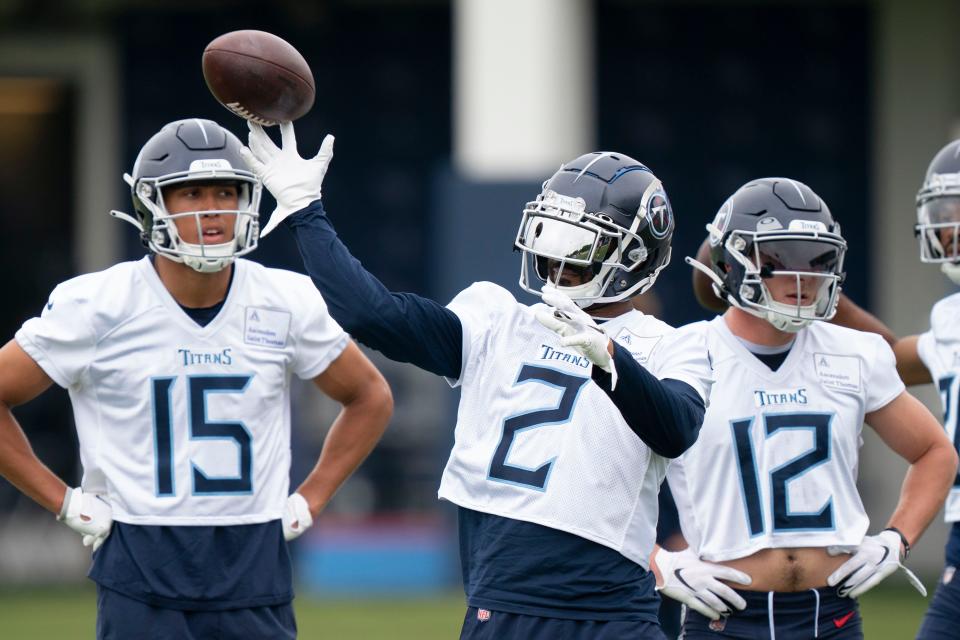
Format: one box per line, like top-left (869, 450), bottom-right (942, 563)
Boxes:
top-left (0, 0), bottom-right (957, 592)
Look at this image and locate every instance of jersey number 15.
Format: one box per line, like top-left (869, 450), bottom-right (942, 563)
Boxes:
top-left (151, 374), bottom-right (253, 497)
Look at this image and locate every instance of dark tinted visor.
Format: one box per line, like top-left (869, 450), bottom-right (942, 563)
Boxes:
top-left (754, 238), bottom-right (842, 273)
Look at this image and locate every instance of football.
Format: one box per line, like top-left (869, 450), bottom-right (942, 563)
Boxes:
top-left (202, 30), bottom-right (315, 126)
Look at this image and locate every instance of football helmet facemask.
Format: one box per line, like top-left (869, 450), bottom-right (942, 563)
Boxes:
top-left (111, 118), bottom-right (262, 273)
top-left (916, 139), bottom-right (960, 285)
top-left (687, 178), bottom-right (846, 333)
top-left (515, 151), bottom-right (674, 307)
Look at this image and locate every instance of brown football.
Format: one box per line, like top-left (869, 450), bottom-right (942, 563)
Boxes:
top-left (202, 30), bottom-right (315, 126)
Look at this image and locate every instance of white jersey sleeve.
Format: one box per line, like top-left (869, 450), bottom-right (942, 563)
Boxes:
top-left (863, 333), bottom-right (905, 413)
top-left (916, 293), bottom-right (960, 521)
top-left (445, 281), bottom-right (517, 388)
top-left (649, 322), bottom-right (714, 405)
top-left (16, 285), bottom-right (98, 388)
top-left (288, 281), bottom-right (349, 380)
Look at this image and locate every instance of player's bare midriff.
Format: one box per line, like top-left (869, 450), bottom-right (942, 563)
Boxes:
top-left (718, 547), bottom-right (848, 592)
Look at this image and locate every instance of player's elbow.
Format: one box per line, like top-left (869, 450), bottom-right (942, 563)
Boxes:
top-left (356, 373), bottom-right (393, 430)
top-left (664, 409), bottom-right (705, 458)
top-left (653, 382), bottom-right (706, 458)
top-left (933, 439), bottom-right (959, 489)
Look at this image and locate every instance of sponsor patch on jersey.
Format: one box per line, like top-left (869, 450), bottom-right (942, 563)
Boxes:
top-left (753, 387), bottom-right (808, 407)
top-left (944, 565), bottom-right (956, 585)
top-left (813, 353), bottom-right (861, 393)
top-left (476, 608), bottom-right (491, 622)
top-left (708, 617), bottom-right (727, 631)
top-left (612, 328), bottom-right (662, 363)
top-left (244, 307), bottom-right (291, 348)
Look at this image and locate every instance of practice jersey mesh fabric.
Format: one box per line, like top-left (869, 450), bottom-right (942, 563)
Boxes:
top-left (440, 281), bottom-right (712, 569)
top-left (918, 292), bottom-right (960, 523)
top-left (668, 316), bottom-right (904, 562)
top-left (16, 256), bottom-right (347, 526)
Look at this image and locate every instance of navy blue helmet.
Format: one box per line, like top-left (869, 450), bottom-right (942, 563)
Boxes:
top-left (689, 177), bottom-right (846, 332)
top-left (515, 151), bottom-right (674, 306)
top-left (916, 139), bottom-right (960, 284)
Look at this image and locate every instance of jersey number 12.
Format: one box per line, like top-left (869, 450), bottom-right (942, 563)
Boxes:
top-left (731, 412), bottom-right (834, 535)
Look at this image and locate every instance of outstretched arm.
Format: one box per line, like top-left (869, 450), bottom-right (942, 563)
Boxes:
top-left (593, 345), bottom-right (705, 458)
top-left (536, 289), bottom-right (706, 458)
top-left (243, 122), bottom-right (464, 379)
top-left (286, 202), bottom-right (464, 378)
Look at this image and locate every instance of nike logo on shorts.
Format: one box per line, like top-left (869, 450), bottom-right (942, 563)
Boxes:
top-left (833, 611), bottom-right (855, 628)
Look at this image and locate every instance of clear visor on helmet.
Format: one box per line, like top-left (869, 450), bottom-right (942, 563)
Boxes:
top-left (916, 196), bottom-right (960, 263)
top-left (728, 232), bottom-right (846, 323)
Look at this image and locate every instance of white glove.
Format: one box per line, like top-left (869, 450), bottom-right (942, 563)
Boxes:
top-left (282, 492), bottom-right (314, 542)
top-left (240, 121), bottom-right (335, 238)
top-left (535, 287), bottom-right (617, 388)
top-left (827, 530), bottom-right (926, 598)
top-left (654, 548), bottom-right (752, 621)
top-left (57, 487), bottom-right (112, 552)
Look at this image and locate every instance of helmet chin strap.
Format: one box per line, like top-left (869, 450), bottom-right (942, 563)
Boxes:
top-left (942, 262), bottom-right (960, 285)
top-left (182, 252), bottom-right (234, 273)
top-left (766, 309), bottom-right (812, 333)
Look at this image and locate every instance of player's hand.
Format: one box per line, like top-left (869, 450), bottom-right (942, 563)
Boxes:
top-left (654, 548), bottom-right (751, 620)
top-left (241, 121), bottom-right (334, 238)
top-left (57, 487), bottom-right (112, 552)
top-left (536, 286), bottom-right (617, 387)
top-left (827, 530), bottom-right (926, 598)
top-left (282, 492), bottom-right (314, 542)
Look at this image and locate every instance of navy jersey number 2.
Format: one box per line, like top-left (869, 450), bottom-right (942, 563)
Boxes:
top-left (152, 374), bottom-right (254, 497)
top-left (488, 364), bottom-right (589, 491)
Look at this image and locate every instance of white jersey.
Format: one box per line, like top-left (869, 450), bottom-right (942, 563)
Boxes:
top-left (917, 293), bottom-right (960, 522)
top-left (15, 257), bottom-right (347, 526)
top-left (668, 316), bottom-right (904, 562)
top-left (439, 282), bottom-right (713, 568)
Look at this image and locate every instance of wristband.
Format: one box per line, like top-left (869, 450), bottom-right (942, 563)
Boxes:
top-left (884, 526), bottom-right (911, 560)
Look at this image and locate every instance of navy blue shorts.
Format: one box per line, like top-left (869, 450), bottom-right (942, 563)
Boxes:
top-left (459, 606), bottom-right (666, 639)
top-left (682, 588), bottom-right (861, 639)
top-left (916, 565), bottom-right (960, 639)
top-left (96, 586), bottom-right (297, 640)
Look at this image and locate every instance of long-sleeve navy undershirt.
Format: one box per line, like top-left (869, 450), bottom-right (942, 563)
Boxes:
top-left (286, 201), bottom-right (704, 457)
top-left (287, 202), bottom-right (463, 379)
top-left (592, 344), bottom-right (704, 458)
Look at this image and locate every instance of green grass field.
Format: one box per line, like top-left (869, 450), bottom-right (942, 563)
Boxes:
top-left (0, 585), bottom-right (930, 638)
